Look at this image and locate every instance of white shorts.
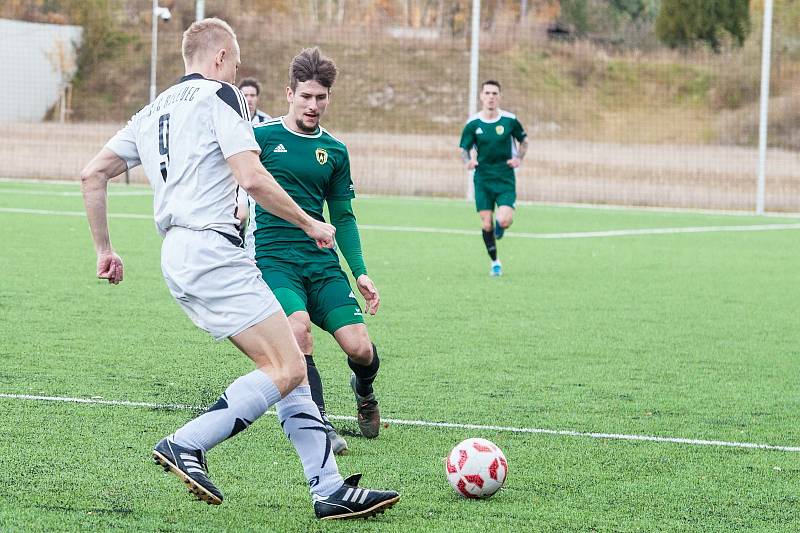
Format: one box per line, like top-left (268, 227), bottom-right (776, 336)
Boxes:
top-left (161, 227), bottom-right (282, 341)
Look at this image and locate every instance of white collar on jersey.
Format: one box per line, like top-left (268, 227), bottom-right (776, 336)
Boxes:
top-left (475, 110), bottom-right (505, 124)
top-left (280, 116), bottom-right (323, 138)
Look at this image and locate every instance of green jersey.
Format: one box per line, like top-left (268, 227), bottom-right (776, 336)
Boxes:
top-left (252, 117), bottom-right (354, 256)
top-left (459, 110), bottom-right (527, 184)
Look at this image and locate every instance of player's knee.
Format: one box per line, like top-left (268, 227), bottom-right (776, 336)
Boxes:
top-left (293, 325), bottom-right (313, 354)
top-left (481, 219), bottom-right (493, 232)
top-left (499, 217), bottom-right (512, 229)
top-left (289, 315), bottom-right (313, 354)
top-left (345, 338), bottom-right (373, 365)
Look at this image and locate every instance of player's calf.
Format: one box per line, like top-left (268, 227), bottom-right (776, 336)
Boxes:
top-left (494, 219), bottom-right (505, 240)
top-left (306, 354), bottom-right (349, 455)
top-left (332, 318), bottom-right (381, 438)
top-left (348, 344), bottom-right (381, 439)
top-left (495, 212), bottom-right (512, 240)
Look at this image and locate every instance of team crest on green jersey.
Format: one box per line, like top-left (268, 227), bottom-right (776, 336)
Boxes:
top-left (495, 125), bottom-right (505, 135)
top-left (315, 148), bottom-right (328, 165)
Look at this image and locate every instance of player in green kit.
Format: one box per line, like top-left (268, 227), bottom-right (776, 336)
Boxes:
top-left (459, 80), bottom-right (528, 277)
top-left (250, 48), bottom-right (380, 454)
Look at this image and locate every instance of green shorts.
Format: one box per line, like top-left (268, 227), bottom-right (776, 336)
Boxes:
top-left (257, 248), bottom-right (364, 334)
top-left (474, 179), bottom-right (516, 212)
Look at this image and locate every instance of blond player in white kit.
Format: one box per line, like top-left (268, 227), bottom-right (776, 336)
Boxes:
top-left (79, 18), bottom-right (399, 521)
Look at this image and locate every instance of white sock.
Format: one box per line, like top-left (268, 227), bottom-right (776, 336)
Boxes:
top-left (277, 385), bottom-right (344, 497)
top-left (172, 368), bottom-right (281, 452)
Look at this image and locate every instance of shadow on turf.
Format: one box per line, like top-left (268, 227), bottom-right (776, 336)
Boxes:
top-left (37, 505), bottom-right (133, 515)
top-left (337, 422), bottom-right (365, 437)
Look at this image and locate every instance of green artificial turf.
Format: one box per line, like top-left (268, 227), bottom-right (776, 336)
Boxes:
top-left (1, 180), bottom-right (799, 531)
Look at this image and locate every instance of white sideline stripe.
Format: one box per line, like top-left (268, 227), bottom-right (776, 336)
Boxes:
top-left (358, 193), bottom-right (800, 219)
top-left (3, 207), bottom-right (799, 239)
top-left (0, 207), bottom-right (151, 220)
top-left (361, 223), bottom-right (800, 239)
top-left (529, 200), bottom-right (800, 219)
top-left (0, 393), bottom-right (196, 410)
top-left (2, 179), bottom-right (799, 218)
top-left (0, 188), bottom-right (152, 197)
top-left (1, 393), bottom-right (798, 453)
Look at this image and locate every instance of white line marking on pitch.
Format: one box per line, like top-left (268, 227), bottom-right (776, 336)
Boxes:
top-left (4, 179), bottom-right (799, 219)
top-left (0, 188), bottom-right (152, 197)
top-left (361, 223), bottom-right (800, 239)
top-left (1, 393), bottom-right (798, 453)
top-left (2, 207), bottom-right (799, 239)
top-left (0, 207), bottom-right (150, 219)
top-left (359, 193), bottom-right (800, 219)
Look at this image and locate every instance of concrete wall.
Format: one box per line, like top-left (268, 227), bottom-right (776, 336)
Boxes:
top-left (0, 18), bottom-right (82, 122)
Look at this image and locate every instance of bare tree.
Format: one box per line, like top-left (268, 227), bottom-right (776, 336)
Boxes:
top-left (336, 0), bottom-right (345, 24)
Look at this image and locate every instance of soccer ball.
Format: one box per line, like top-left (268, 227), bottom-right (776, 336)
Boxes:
top-left (445, 437), bottom-right (508, 498)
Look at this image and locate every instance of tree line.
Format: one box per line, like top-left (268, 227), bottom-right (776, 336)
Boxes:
top-left (0, 0), bottom-right (757, 51)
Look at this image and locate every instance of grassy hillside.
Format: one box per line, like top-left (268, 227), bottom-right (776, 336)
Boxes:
top-left (62, 5), bottom-right (800, 148)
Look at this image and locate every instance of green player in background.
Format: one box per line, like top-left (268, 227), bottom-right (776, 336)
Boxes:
top-left (250, 48), bottom-right (381, 454)
top-left (459, 80), bottom-right (529, 277)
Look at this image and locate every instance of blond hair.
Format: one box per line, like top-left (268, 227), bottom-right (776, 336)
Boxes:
top-left (181, 18), bottom-right (238, 64)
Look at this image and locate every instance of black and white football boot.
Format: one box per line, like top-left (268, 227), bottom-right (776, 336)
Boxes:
top-left (313, 473), bottom-right (400, 520)
top-left (153, 437), bottom-right (223, 505)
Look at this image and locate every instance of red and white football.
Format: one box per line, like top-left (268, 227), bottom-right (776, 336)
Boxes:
top-left (445, 437), bottom-right (508, 498)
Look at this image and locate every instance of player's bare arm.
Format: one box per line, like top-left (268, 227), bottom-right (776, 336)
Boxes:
top-left (507, 138), bottom-right (528, 168)
top-left (80, 147), bottom-right (128, 284)
top-left (227, 150), bottom-right (335, 248)
top-left (460, 148), bottom-right (478, 170)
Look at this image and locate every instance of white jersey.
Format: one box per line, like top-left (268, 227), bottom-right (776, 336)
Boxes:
top-left (105, 73), bottom-right (259, 239)
top-left (252, 109), bottom-right (271, 124)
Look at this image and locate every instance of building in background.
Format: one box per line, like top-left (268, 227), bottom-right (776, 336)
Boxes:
top-left (0, 18), bottom-right (82, 122)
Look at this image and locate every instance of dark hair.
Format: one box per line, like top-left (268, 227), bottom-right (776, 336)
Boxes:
top-left (482, 80), bottom-right (501, 92)
top-left (238, 78), bottom-right (261, 95)
top-left (289, 47), bottom-right (338, 91)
